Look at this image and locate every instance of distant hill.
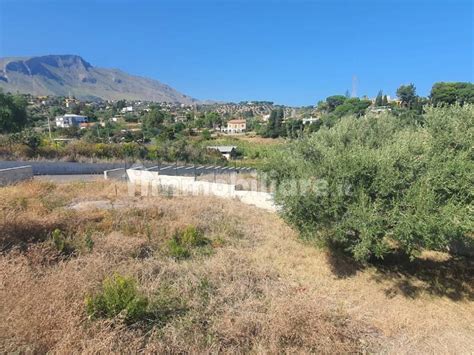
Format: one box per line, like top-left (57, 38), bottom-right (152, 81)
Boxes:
top-left (0, 54), bottom-right (197, 103)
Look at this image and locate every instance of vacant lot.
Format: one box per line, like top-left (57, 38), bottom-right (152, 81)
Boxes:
top-left (0, 180), bottom-right (472, 353)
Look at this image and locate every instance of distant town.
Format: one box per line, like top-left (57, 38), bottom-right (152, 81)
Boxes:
top-left (17, 91), bottom-right (403, 138)
top-left (0, 81), bottom-right (472, 167)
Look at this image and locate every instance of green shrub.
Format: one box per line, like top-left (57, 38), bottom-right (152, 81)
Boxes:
top-left (265, 105), bottom-right (474, 262)
top-left (50, 228), bottom-right (74, 255)
top-left (85, 274), bottom-right (186, 326)
top-left (181, 226), bottom-right (208, 247)
top-left (167, 238), bottom-right (191, 259)
top-left (85, 274), bottom-right (149, 324)
top-left (166, 226), bottom-right (209, 259)
top-left (84, 231), bottom-right (94, 252)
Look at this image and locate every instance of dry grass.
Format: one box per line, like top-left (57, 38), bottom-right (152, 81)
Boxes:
top-left (232, 135), bottom-right (285, 145)
top-left (0, 180), bottom-right (473, 353)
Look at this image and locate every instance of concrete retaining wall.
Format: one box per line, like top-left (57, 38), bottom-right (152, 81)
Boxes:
top-left (0, 161), bottom-right (127, 175)
top-left (127, 168), bottom-right (276, 211)
top-left (104, 168), bottom-right (127, 180)
top-left (0, 161), bottom-right (255, 177)
top-left (235, 190), bottom-right (276, 211)
top-left (0, 166), bottom-right (33, 186)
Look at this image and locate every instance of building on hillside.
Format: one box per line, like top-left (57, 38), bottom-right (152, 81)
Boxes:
top-left (262, 114), bottom-right (270, 122)
top-left (223, 119), bottom-right (246, 134)
top-left (55, 114), bottom-right (88, 128)
top-left (369, 106), bottom-right (392, 114)
top-left (121, 106), bottom-right (134, 113)
top-left (207, 146), bottom-right (238, 160)
top-left (65, 97), bottom-right (79, 108)
top-left (301, 117), bottom-right (320, 125)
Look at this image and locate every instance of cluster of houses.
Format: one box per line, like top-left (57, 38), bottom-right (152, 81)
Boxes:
top-left (54, 114), bottom-right (250, 134)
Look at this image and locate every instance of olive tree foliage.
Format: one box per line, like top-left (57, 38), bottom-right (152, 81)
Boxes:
top-left (0, 91), bottom-right (29, 133)
top-left (264, 105), bottom-right (473, 262)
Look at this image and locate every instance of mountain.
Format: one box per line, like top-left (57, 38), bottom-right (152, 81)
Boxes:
top-left (0, 54), bottom-right (197, 103)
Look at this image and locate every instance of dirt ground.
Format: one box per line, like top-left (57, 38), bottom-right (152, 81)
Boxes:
top-left (0, 180), bottom-right (472, 353)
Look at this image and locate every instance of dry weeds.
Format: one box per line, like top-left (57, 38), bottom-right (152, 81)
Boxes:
top-left (0, 180), bottom-right (472, 353)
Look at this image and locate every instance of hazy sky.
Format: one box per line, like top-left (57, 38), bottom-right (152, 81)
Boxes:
top-left (0, 0), bottom-right (472, 105)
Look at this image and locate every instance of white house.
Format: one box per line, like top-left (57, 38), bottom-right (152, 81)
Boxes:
top-left (222, 119), bottom-right (246, 134)
top-left (301, 117), bottom-right (320, 125)
top-left (121, 106), bottom-right (134, 113)
top-left (55, 114), bottom-right (88, 128)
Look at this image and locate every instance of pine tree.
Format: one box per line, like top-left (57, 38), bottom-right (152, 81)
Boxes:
top-left (382, 95), bottom-right (388, 106)
top-left (375, 90), bottom-right (383, 106)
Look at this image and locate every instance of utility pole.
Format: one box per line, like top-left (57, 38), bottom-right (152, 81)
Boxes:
top-left (47, 115), bottom-right (53, 141)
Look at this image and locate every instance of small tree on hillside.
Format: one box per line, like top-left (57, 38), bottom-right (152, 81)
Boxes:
top-left (396, 84), bottom-right (417, 108)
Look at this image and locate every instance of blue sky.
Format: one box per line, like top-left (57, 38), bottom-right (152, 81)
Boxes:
top-left (0, 0), bottom-right (472, 105)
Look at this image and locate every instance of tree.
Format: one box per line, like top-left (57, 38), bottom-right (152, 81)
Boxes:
top-left (430, 82), bottom-right (474, 106)
top-left (286, 119), bottom-right (303, 139)
top-left (316, 100), bottom-right (329, 112)
top-left (21, 130), bottom-right (41, 154)
top-left (265, 105), bottom-right (474, 263)
top-left (201, 129), bottom-right (211, 140)
top-left (115, 100), bottom-right (126, 111)
top-left (83, 106), bottom-right (98, 122)
top-left (326, 95), bottom-right (347, 111)
top-left (332, 98), bottom-right (371, 118)
top-left (142, 106), bottom-right (165, 136)
top-left (204, 112), bottom-right (221, 128)
top-left (396, 84), bottom-right (417, 108)
top-left (382, 95), bottom-right (388, 106)
top-left (49, 106), bottom-right (65, 118)
top-left (264, 108), bottom-right (285, 138)
top-left (375, 90), bottom-right (383, 106)
top-left (0, 91), bottom-right (29, 133)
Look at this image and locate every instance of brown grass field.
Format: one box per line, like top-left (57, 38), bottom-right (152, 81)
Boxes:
top-left (0, 180), bottom-right (473, 353)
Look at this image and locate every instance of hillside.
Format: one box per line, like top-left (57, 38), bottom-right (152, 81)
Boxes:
top-left (0, 55), bottom-right (196, 103)
top-left (0, 180), bottom-right (472, 352)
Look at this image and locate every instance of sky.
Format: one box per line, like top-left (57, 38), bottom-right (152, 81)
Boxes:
top-left (0, 0), bottom-right (472, 106)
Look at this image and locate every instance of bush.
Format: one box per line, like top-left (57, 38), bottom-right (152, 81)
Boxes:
top-left (85, 274), bottom-right (149, 324)
top-left (50, 228), bottom-right (75, 255)
top-left (181, 226), bottom-right (208, 247)
top-left (85, 274), bottom-right (186, 326)
top-left (265, 105), bottom-right (474, 262)
top-left (166, 226), bottom-right (209, 259)
top-left (167, 238), bottom-right (191, 259)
